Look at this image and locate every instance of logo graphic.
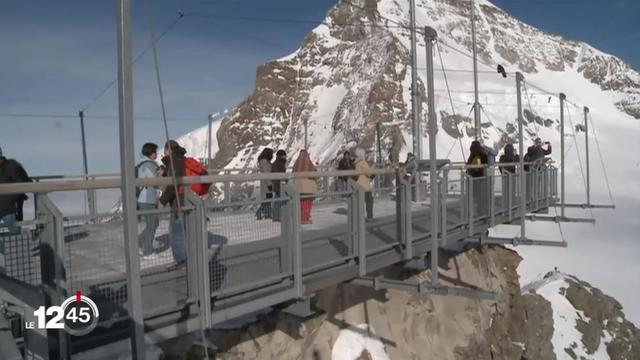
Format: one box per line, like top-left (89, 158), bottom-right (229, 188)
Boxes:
top-left (26, 291), bottom-right (99, 336)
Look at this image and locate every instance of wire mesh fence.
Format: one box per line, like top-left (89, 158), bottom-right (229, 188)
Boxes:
top-left (204, 184), bottom-right (288, 298)
top-left (0, 227), bottom-right (42, 285)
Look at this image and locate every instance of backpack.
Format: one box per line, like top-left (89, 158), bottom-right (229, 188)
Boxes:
top-left (181, 157), bottom-right (211, 196)
top-left (135, 160), bottom-right (158, 199)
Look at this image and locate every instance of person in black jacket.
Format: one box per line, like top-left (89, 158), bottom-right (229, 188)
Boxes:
top-left (466, 141), bottom-right (489, 217)
top-left (0, 146), bottom-right (30, 235)
top-left (527, 137), bottom-right (552, 166)
top-left (271, 150), bottom-right (287, 222)
top-left (337, 151), bottom-right (354, 193)
top-left (498, 144), bottom-right (520, 205)
top-left (158, 140), bottom-right (187, 268)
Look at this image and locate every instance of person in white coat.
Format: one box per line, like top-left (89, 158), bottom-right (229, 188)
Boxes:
top-left (136, 142), bottom-right (160, 256)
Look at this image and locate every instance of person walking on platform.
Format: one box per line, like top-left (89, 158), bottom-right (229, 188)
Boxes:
top-left (498, 144), bottom-right (519, 207)
top-left (354, 148), bottom-right (375, 222)
top-left (466, 141), bottom-right (488, 217)
top-left (0, 146), bottom-right (30, 235)
top-left (293, 150), bottom-right (317, 225)
top-left (403, 152), bottom-right (418, 183)
top-left (337, 150), bottom-right (354, 194)
top-left (256, 148), bottom-right (274, 220)
top-left (271, 150), bottom-right (287, 222)
top-left (481, 140), bottom-right (498, 168)
top-left (158, 140), bottom-right (187, 269)
top-left (526, 137), bottom-right (552, 170)
top-left (498, 144), bottom-right (519, 174)
top-left (136, 142), bottom-right (160, 256)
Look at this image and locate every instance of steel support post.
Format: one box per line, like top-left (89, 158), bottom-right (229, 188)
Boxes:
top-left (425, 26), bottom-right (439, 286)
top-left (516, 72), bottom-right (526, 240)
top-left (37, 195), bottom-right (69, 359)
top-left (559, 93), bottom-right (566, 218)
top-left (409, 0), bottom-right (420, 161)
top-left (207, 114), bottom-right (213, 167)
top-left (470, 0), bottom-right (481, 139)
top-left (353, 183), bottom-right (366, 276)
top-left (584, 106), bottom-right (590, 206)
top-left (185, 191), bottom-right (211, 328)
top-left (467, 175), bottom-right (474, 236)
top-left (286, 185), bottom-right (303, 297)
top-left (507, 172), bottom-right (513, 222)
top-left (398, 178), bottom-right (413, 260)
top-left (116, 0), bottom-right (146, 357)
top-left (441, 169), bottom-right (449, 247)
top-left (79, 111), bottom-right (97, 220)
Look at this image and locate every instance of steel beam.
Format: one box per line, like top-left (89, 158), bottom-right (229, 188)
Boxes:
top-left (116, 0), bottom-right (146, 357)
top-left (470, 0), bottom-right (481, 139)
top-left (425, 26), bottom-right (439, 287)
top-left (483, 236), bottom-right (568, 248)
top-left (525, 215), bottom-right (596, 224)
top-left (584, 106), bottom-right (590, 206)
top-left (559, 93), bottom-right (566, 217)
top-left (516, 72), bottom-right (526, 240)
top-left (552, 203), bottom-right (615, 209)
top-left (350, 277), bottom-right (500, 301)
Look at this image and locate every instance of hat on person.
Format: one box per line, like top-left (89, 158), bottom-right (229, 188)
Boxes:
top-left (355, 148), bottom-right (365, 158)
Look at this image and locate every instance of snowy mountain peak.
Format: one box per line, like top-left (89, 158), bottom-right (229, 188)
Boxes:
top-left (522, 271), bottom-right (640, 359)
top-left (179, 0), bottom-right (640, 171)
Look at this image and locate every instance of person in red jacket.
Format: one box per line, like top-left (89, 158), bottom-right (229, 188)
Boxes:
top-left (158, 140), bottom-right (187, 268)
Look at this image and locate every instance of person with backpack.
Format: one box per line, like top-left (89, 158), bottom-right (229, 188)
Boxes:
top-left (271, 150), bottom-right (287, 222)
top-left (256, 148), bottom-right (274, 220)
top-left (466, 141), bottom-right (488, 216)
top-left (354, 148), bottom-right (375, 222)
top-left (136, 142), bottom-right (160, 257)
top-left (0, 146), bottom-right (30, 235)
top-left (293, 149), bottom-right (317, 225)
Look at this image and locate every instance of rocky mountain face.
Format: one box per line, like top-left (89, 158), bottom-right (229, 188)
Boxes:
top-left (158, 246), bottom-right (639, 359)
top-left (180, 0), bottom-right (640, 171)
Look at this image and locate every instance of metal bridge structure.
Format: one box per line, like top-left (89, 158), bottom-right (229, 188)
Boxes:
top-left (0, 1), bottom-right (615, 358)
top-left (1, 162), bottom-right (560, 359)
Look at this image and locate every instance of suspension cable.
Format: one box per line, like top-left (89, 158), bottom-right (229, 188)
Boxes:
top-left (436, 42), bottom-right (466, 161)
top-left (588, 112), bottom-right (615, 206)
top-left (143, 3), bottom-right (211, 359)
top-left (80, 11), bottom-right (185, 113)
top-left (521, 82), bottom-right (540, 137)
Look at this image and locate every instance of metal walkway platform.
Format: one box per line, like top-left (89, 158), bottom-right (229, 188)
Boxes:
top-left (0, 165), bottom-right (558, 358)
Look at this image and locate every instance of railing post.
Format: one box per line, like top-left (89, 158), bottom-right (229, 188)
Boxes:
top-left (36, 195), bottom-right (70, 359)
top-left (507, 172), bottom-right (513, 222)
top-left (348, 180), bottom-right (366, 276)
top-left (489, 168), bottom-right (495, 227)
top-left (398, 177), bottom-right (413, 260)
top-left (285, 184), bottom-right (303, 297)
top-left (516, 72), bottom-right (526, 240)
top-left (185, 190), bottom-right (211, 329)
top-left (559, 93), bottom-right (566, 217)
top-left (467, 175), bottom-right (474, 236)
top-left (441, 168), bottom-right (449, 247)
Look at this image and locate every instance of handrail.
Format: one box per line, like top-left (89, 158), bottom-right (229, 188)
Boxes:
top-left (2, 163), bottom-right (558, 196)
top-left (0, 168), bottom-right (400, 195)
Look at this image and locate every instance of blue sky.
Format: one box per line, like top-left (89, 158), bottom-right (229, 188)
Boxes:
top-left (1, 0), bottom-right (638, 176)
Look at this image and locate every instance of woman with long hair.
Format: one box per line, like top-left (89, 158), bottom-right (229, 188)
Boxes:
top-left (292, 149), bottom-right (317, 224)
top-left (256, 148), bottom-right (274, 220)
